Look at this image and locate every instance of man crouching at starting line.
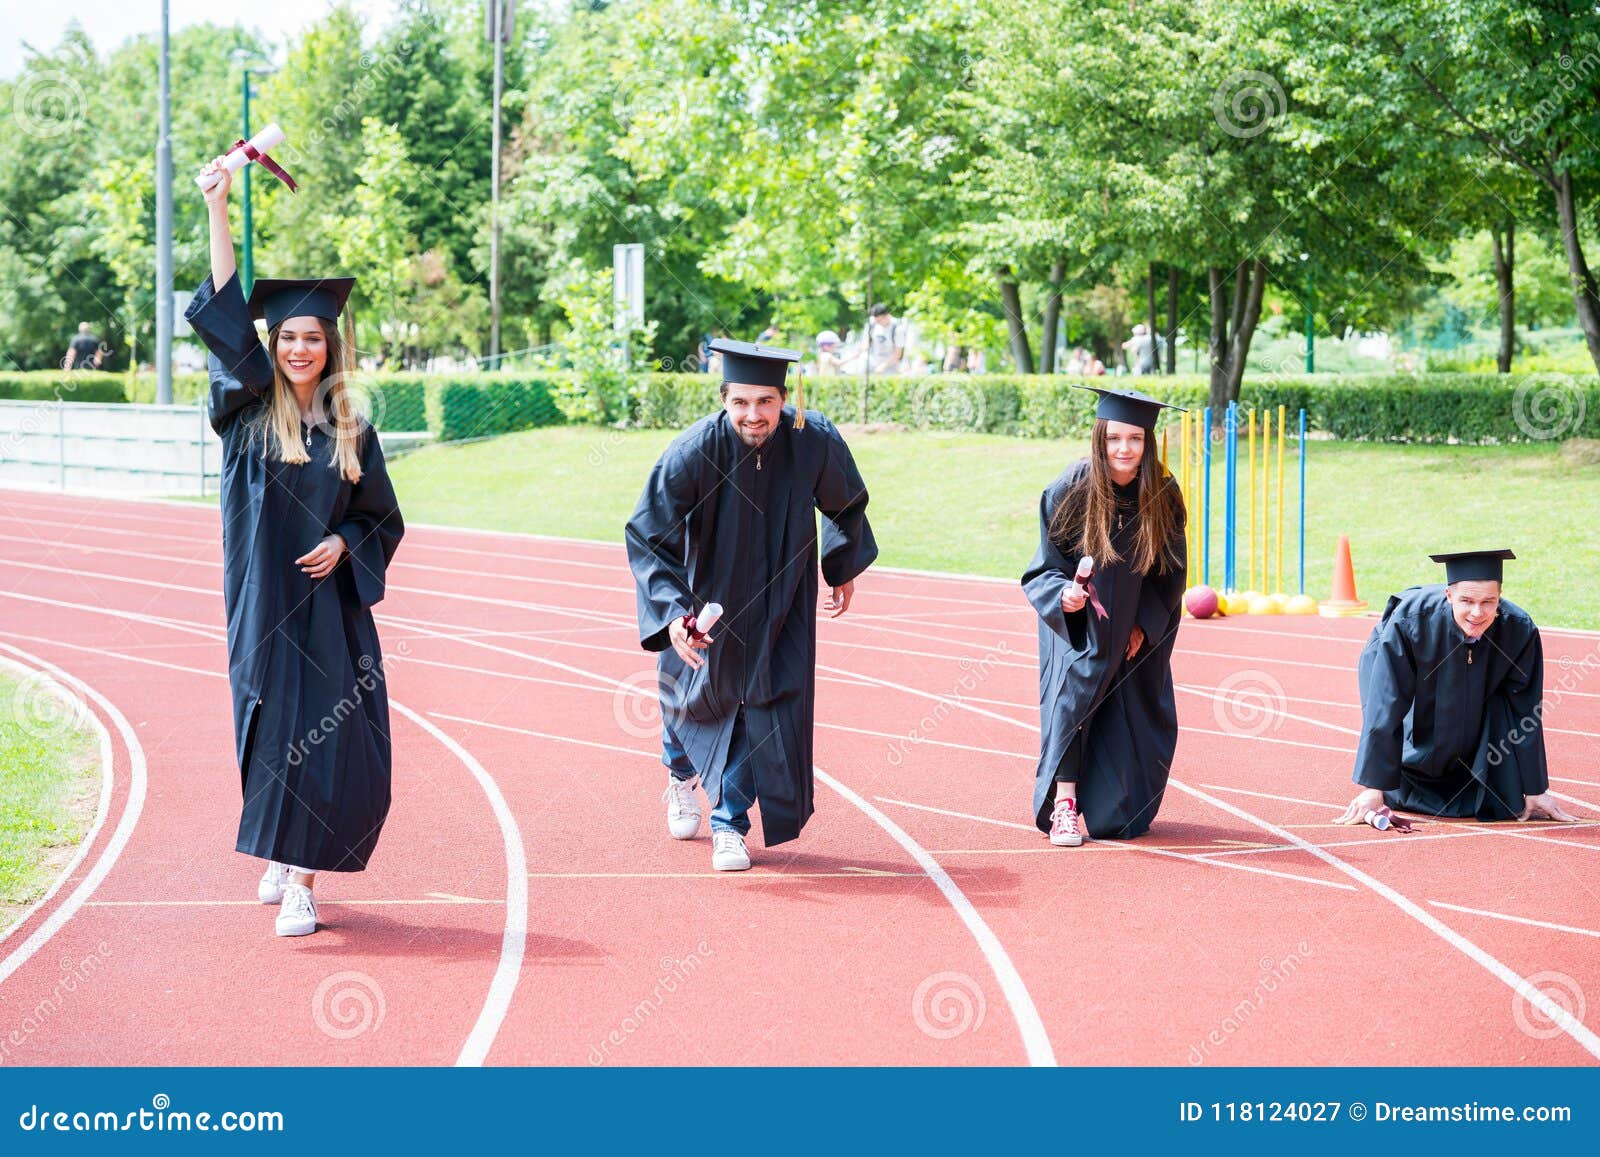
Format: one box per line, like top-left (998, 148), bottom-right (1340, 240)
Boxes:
top-left (1337, 548), bottom-right (1577, 830)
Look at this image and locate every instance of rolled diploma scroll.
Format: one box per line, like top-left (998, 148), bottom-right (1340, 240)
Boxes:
top-left (195, 124), bottom-right (286, 191)
top-left (1068, 556), bottom-right (1095, 602)
top-left (686, 602), bottom-right (723, 640)
top-left (1362, 807), bottom-right (1392, 831)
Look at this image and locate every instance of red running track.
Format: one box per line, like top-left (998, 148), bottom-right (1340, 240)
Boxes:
top-left (1, 489), bottom-right (1597, 1066)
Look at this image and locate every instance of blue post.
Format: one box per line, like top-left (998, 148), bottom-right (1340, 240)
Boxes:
top-left (1224, 402), bottom-right (1237, 593)
top-left (1201, 406), bottom-right (1212, 586)
top-left (1298, 407), bottom-right (1307, 595)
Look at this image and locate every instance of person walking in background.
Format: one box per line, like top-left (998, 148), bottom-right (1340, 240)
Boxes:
top-left (63, 322), bottom-right (103, 371)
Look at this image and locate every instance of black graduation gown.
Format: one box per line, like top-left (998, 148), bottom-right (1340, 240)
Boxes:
top-left (1353, 585), bottom-right (1547, 819)
top-left (625, 407), bottom-right (877, 846)
top-left (1023, 461), bottom-right (1187, 839)
top-left (185, 273), bottom-right (405, 872)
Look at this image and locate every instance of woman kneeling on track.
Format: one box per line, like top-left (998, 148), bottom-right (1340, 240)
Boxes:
top-left (184, 155), bottom-right (404, 937)
top-left (1023, 387), bottom-right (1187, 846)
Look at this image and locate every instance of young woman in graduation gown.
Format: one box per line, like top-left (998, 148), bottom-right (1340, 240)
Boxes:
top-left (1023, 388), bottom-right (1187, 846)
top-left (185, 156), bottom-right (405, 937)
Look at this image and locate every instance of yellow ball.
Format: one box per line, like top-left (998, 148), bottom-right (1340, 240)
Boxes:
top-left (1222, 593), bottom-right (1252, 616)
top-left (1267, 593), bottom-right (1289, 611)
top-left (1241, 590), bottom-right (1263, 603)
top-left (1284, 594), bottom-right (1319, 615)
top-left (1249, 595), bottom-right (1281, 615)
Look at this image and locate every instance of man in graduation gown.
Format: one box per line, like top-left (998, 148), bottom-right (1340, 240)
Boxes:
top-left (626, 338), bottom-right (877, 870)
top-left (186, 273), bottom-right (405, 885)
top-left (1338, 549), bottom-right (1577, 825)
top-left (1024, 387), bottom-right (1188, 841)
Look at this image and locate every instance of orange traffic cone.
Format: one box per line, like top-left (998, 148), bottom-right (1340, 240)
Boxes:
top-left (1319, 534), bottom-right (1369, 617)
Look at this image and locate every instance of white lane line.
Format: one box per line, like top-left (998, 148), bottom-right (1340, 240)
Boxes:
top-left (873, 797), bottom-right (1354, 892)
top-left (0, 656), bottom-right (115, 943)
top-left (0, 554), bottom-right (634, 629)
top-left (820, 721), bottom-right (1035, 761)
top-left (14, 496), bottom-right (1600, 645)
top-left (391, 706), bottom-right (528, 1069)
top-left (875, 798), bottom-right (1036, 832)
top-left (1475, 828), bottom-right (1600, 852)
top-left (13, 535), bottom-right (1598, 702)
top-left (0, 610), bottom-right (526, 1069)
top-left (430, 711), bottom-right (657, 761)
top-left (1167, 780), bottom-right (1600, 1060)
top-left (1555, 776), bottom-right (1600, 789)
top-left (84, 897), bottom-right (505, 907)
top-left (1428, 901), bottom-right (1600, 939)
top-left (525, 870), bottom-right (925, 880)
top-left (0, 645), bottom-right (147, 988)
top-left (424, 684), bottom-right (1059, 1065)
top-left (1549, 790), bottom-right (1600, 813)
top-left (1175, 683), bottom-right (1360, 737)
top-left (1199, 784), bottom-right (1343, 811)
top-left (1178, 725), bottom-right (1352, 754)
top-left (817, 767), bottom-right (1056, 1066)
top-left (0, 633), bottom-right (219, 679)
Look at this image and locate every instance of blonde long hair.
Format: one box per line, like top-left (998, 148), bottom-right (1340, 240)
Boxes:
top-left (249, 310), bottom-right (364, 483)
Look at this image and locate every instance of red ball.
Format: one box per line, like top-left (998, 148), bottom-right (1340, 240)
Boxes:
top-left (1185, 585), bottom-right (1219, 619)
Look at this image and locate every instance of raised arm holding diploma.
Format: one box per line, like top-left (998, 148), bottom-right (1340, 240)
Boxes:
top-left (195, 124), bottom-right (299, 193)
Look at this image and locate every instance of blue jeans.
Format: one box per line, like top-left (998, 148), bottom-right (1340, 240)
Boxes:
top-left (663, 713), bottom-right (754, 837)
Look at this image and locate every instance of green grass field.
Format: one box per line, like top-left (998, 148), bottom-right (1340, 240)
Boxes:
top-left (387, 426), bottom-right (1600, 631)
top-left (0, 671), bottom-right (101, 929)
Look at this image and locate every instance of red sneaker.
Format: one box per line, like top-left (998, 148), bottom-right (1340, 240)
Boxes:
top-left (1049, 796), bottom-right (1084, 847)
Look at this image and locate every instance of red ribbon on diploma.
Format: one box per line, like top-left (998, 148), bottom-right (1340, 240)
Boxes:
top-left (231, 138), bottom-right (299, 193)
top-left (1083, 580), bottom-right (1108, 620)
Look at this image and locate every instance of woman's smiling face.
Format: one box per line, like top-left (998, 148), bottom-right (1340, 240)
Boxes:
top-left (1104, 421), bottom-right (1145, 482)
top-left (275, 316), bottom-right (328, 388)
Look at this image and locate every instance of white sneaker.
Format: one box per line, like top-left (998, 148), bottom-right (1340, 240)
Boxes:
top-left (275, 883), bottom-right (318, 937)
top-left (258, 861), bottom-right (290, 904)
top-left (663, 777), bottom-right (703, 840)
top-left (711, 830), bottom-right (751, 872)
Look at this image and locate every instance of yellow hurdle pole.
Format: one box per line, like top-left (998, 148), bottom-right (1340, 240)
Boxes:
top-left (1262, 408), bottom-right (1272, 592)
top-left (1277, 403), bottom-right (1287, 593)
top-left (1179, 411), bottom-right (1190, 585)
top-left (1247, 408), bottom-right (1256, 592)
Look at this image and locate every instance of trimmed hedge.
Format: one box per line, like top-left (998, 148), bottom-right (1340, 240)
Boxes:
top-left (424, 377), bottom-right (565, 442)
top-left (0, 372), bottom-right (134, 404)
top-left (4, 369), bottom-right (1595, 444)
top-left (634, 371), bottom-right (1600, 444)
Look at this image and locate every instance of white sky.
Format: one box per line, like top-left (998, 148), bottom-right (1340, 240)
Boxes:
top-left (3, 1), bottom-right (401, 79)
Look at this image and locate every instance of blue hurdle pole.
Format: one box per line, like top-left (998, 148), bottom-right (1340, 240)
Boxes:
top-left (1224, 402), bottom-right (1237, 593)
top-left (1201, 406), bottom-right (1212, 586)
top-left (1298, 407), bottom-right (1307, 595)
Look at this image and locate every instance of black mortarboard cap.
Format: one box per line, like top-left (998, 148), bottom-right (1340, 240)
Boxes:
top-left (1429, 548), bottom-right (1516, 584)
top-left (1075, 385), bottom-right (1186, 429)
top-left (711, 337), bottom-right (800, 391)
top-left (247, 277), bottom-right (356, 329)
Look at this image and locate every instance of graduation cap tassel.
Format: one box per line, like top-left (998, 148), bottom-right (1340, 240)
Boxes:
top-left (792, 362), bottom-right (806, 429)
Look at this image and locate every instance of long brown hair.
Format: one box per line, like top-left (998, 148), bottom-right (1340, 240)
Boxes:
top-left (247, 311), bottom-right (364, 483)
top-left (1048, 420), bottom-right (1184, 575)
